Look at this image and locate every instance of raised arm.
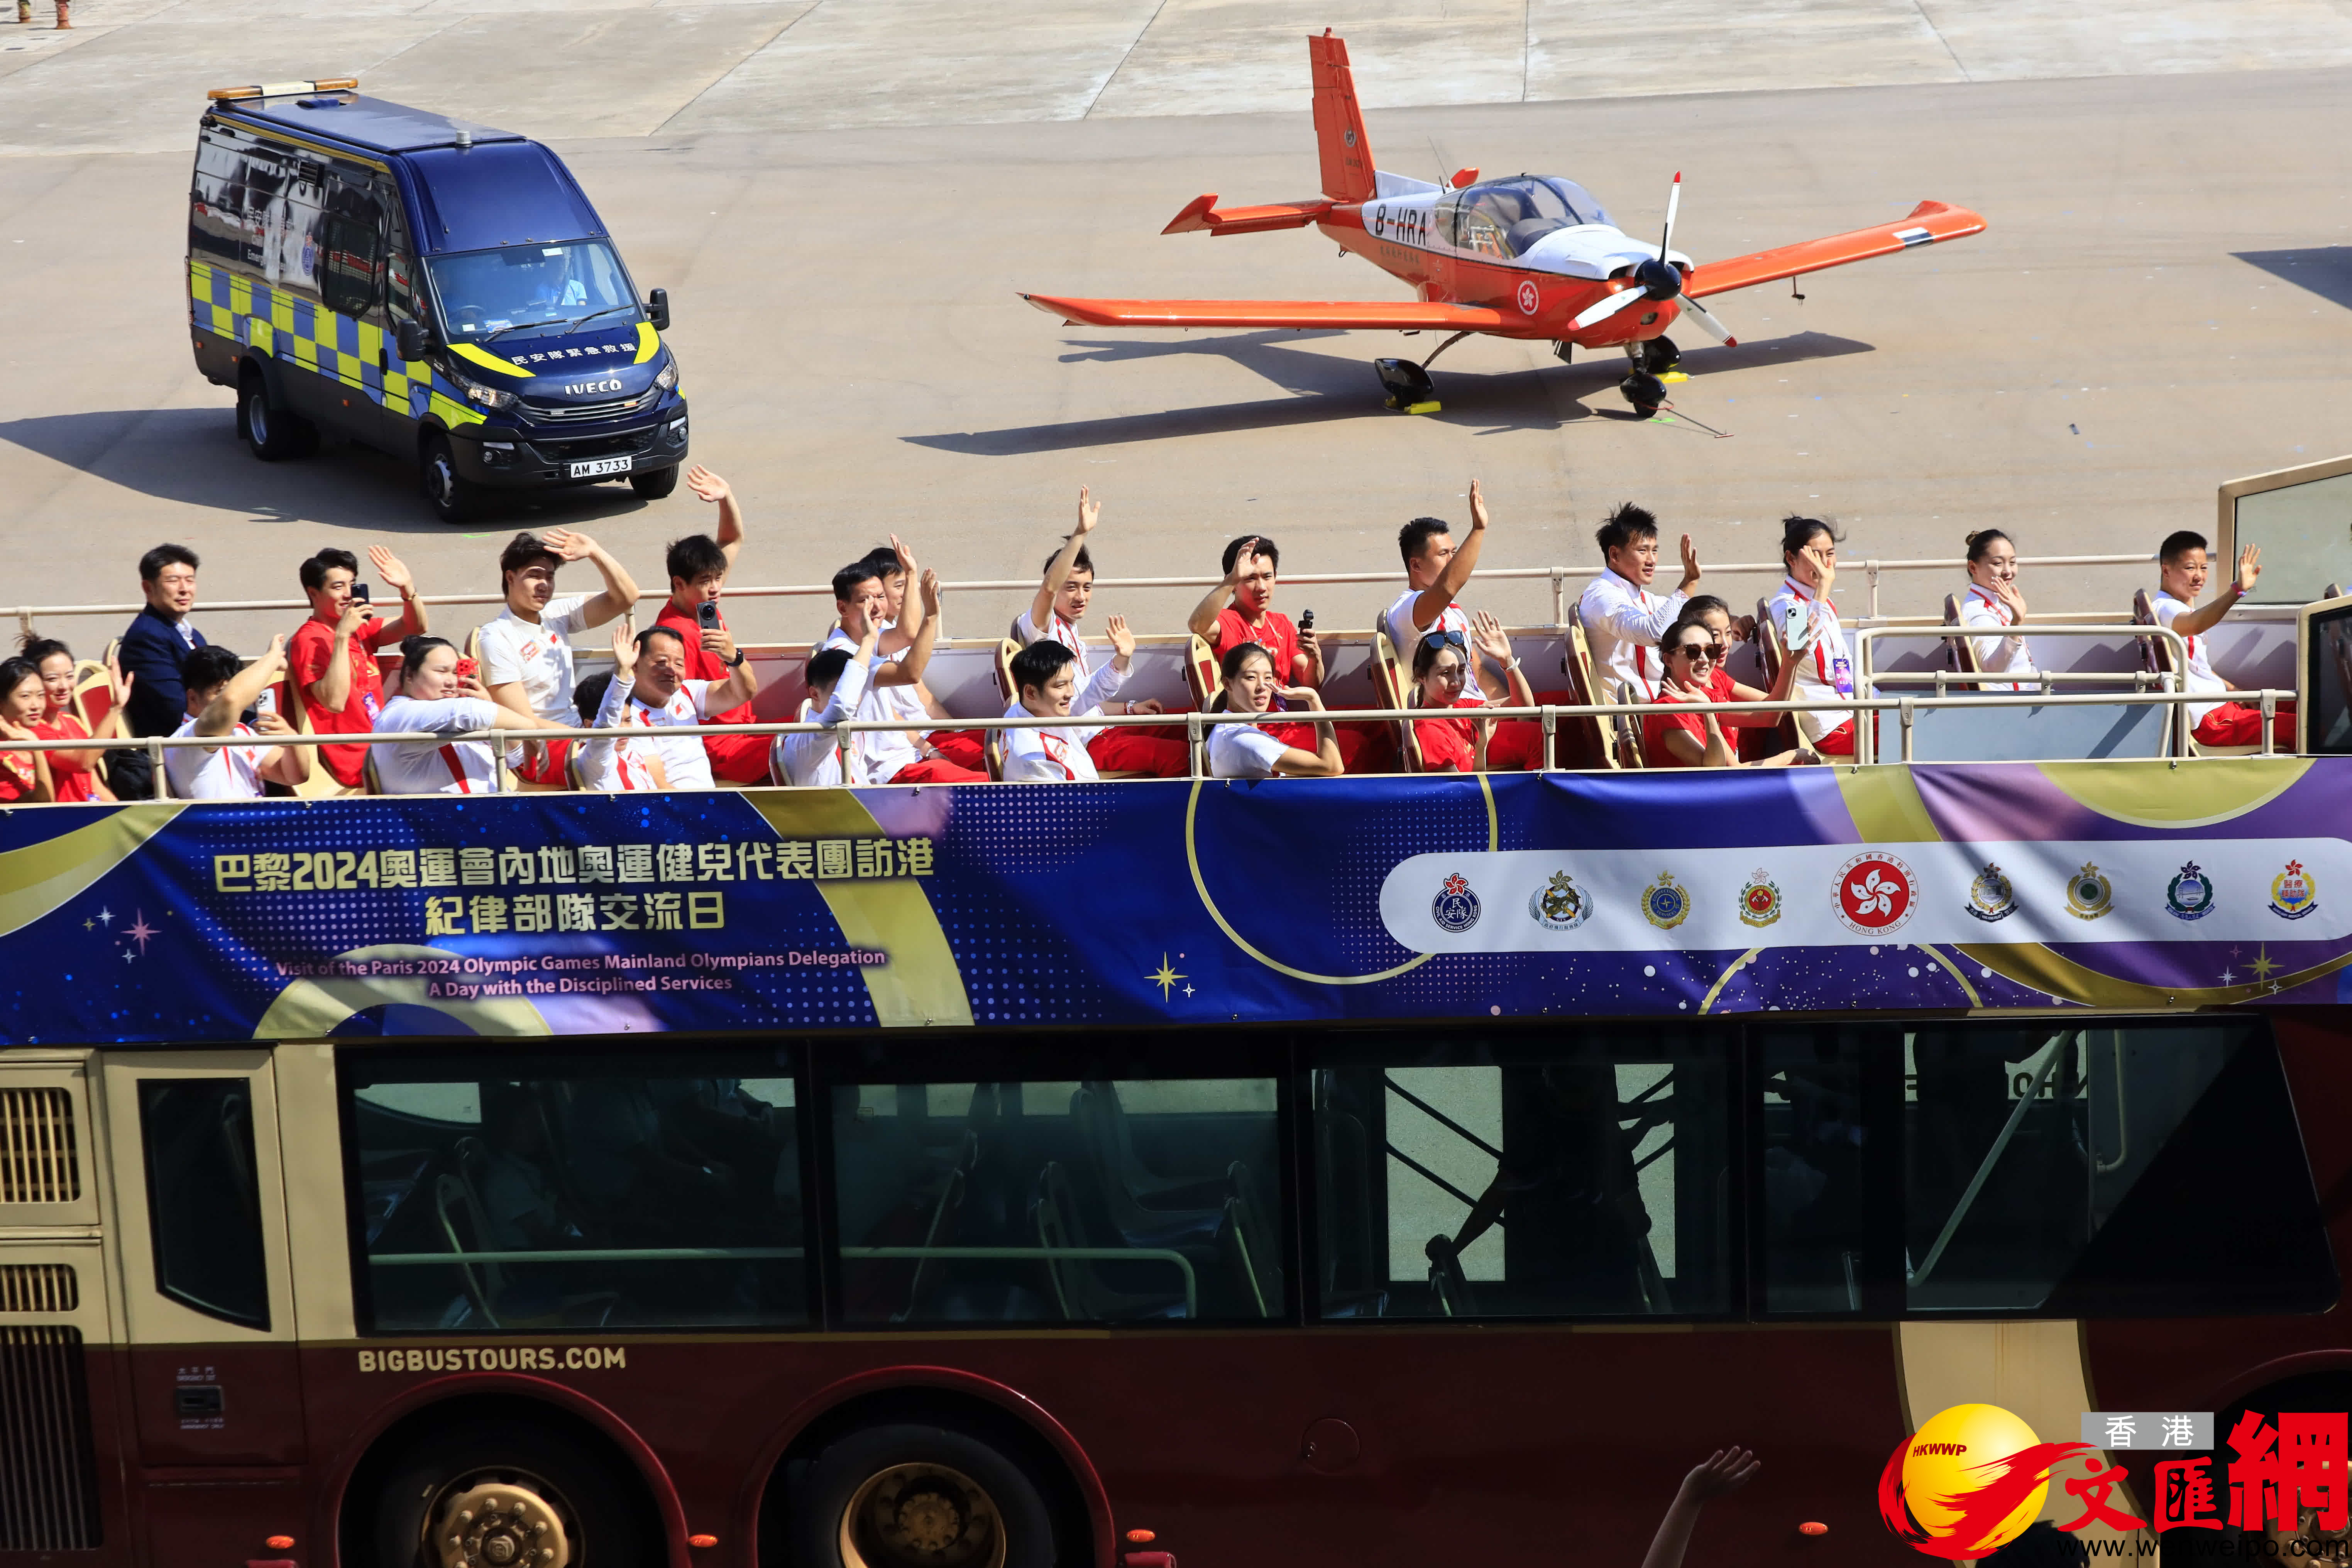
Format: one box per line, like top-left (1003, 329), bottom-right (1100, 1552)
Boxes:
top-left (199, 636), bottom-right (287, 740)
top-left (1030, 487), bottom-right (1100, 630)
top-left (1639, 1449), bottom-right (1760, 1568)
top-left (543, 529), bottom-right (640, 629)
top-left (1186, 536), bottom-right (1256, 640)
top-left (1676, 533), bottom-right (1702, 598)
top-left (370, 546), bottom-right (428, 637)
top-left (1469, 611), bottom-right (1520, 704)
top-left (2172, 545), bottom-right (2260, 638)
top-left (1411, 478), bottom-right (1488, 633)
top-left (878, 570), bottom-right (943, 688)
top-left (1271, 685), bottom-right (1344, 777)
top-left (686, 467), bottom-right (745, 568)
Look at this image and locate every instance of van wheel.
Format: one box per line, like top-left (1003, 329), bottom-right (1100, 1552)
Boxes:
top-left (240, 370), bottom-right (315, 461)
top-left (627, 464), bottom-right (679, 501)
top-left (790, 1421), bottom-right (1060, 1568)
top-left (364, 1417), bottom-right (655, 1568)
top-left (421, 432), bottom-right (486, 525)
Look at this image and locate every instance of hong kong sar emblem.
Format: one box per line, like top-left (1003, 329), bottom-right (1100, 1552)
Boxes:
top-left (2270, 860), bottom-right (2319, 921)
top-left (1432, 872), bottom-right (1482, 934)
top-left (2165, 862), bottom-right (2216, 922)
top-left (1529, 870), bottom-right (1592, 931)
top-left (1737, 871), bottom-right (1782, 928)
top-left (1642, 871), bottom-right (1692, 931)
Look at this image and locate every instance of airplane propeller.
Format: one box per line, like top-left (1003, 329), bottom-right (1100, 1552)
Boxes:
top-left (1570, 172), bottom-right (1738, 346)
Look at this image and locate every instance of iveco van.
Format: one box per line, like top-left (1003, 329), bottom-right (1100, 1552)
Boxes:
top-left (188, 79), bottom-right (687, 523)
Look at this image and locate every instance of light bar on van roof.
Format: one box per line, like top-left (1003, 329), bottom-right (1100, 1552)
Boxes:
top-left (207, 77), bottom-right (359, 101)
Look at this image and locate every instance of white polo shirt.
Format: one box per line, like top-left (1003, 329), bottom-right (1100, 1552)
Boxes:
top-left (164, 716), bottom-right (268, 800)
top-left (1002, 660), bottom-right (1127, 781)
top-left (2149, 592), bottom-right (2228, 726)
top-left (577, 676), bottom-right (662, 793)
top-left (625, 680), bottom-right (720, 791)
top-left (1763, 576), bottom-right (1854, 744)
top-left (1382, 588), bottom-right (1469, 672)
top-left (822, 626), bottom-right (931, 784)
top-left (775, 652), bottom-right (870, 788)
top-left (478, 594), bottom-right (594, 726)
top-left (372, 695), bottom-right (499, 794)
top-left (1957, 584), bottom-right (2037, 691)
top-left (1208, 721), bottom-right (1292, 778)
top-left (1579, 567), bottom-right (1686, 701)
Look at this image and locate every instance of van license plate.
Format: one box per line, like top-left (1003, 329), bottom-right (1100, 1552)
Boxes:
top-left (569, 456), bottom-right (633, 478)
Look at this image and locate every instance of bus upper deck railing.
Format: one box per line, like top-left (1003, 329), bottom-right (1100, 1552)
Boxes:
top-left (0, 684), bottom-right (2301, 802)
top-left (6, 551), bottom-right (2164, 636)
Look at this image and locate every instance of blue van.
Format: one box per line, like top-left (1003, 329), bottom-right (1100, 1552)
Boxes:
top-left (188, 78), bottom-right (687, 523)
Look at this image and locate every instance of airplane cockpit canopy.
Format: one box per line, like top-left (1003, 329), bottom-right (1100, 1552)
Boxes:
top-left (1450, 176), bottom-right (1615, 257)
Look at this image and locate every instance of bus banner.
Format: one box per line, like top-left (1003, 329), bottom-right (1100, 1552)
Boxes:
top-left (5, 760), bottom-right (2349, 1044)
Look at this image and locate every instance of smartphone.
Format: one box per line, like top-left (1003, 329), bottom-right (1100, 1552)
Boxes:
top-left (352, 583), bottom-right (371, 604)
top-left (254, 685), bottom-right (278, 716)
top-left (697, 600), bottom-right (722, 631)
top-left (1298, 609), bottom-right (1316, 630)
top-left (454, 657), bottom-right (479, 681)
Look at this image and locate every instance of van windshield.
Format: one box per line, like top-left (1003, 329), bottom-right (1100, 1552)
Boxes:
top-left (426, 240), bottom-right (638, 343)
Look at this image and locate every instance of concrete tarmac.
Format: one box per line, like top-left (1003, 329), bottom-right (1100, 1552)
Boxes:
top-left (2, 4), bottom-right (2350, 651)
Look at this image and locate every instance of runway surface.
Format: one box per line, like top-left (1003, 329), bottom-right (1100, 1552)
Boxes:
top-left (1, 2), bottom-right (2349, 649)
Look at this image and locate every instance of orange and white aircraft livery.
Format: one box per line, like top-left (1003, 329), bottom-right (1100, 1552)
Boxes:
top-left (1022, 31), bottom-right (1987, 417)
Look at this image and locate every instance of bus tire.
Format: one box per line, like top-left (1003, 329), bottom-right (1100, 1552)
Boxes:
top-left (790, 1420), bottom-right (1060, 1568)
top-left (364, 1415), bottom-right (655, 1568)
top-left (421, 431), bottom-right (486, 525)
top-left (240, 367), bottom-right (315, 461)
top-left (627, 463), bottom-right (680, 501)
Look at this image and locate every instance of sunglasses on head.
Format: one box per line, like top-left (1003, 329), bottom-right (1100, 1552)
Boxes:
top-left (1423, 629), bottom-right (1467, 651)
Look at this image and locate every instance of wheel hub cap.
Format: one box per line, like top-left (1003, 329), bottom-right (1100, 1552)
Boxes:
top-left (840, 1463), bottom-right (1005, 1568)
top-left (434, 1482), bottom-right (569, 1568)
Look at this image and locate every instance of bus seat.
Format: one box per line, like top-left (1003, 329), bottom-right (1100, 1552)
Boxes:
top-left (363, 748), bottom-right (386, 796)
top-left (1942, 594), bottom-right (1979, 678)
top-left (1184, 634), bottom-right (1218, 712)
top-left (1563, 623), bottom-right (1618, 770)
top-left (286, 682), bottom-right (354, 799)
top-left (1219, 1159), bottom-right (1279, 1319)
top-left (1029, 1160), bottom-right (1190, 1322)
top-left (895, 1130), bottom-right (979, 1323)
top-left (1610, 679), bottom-right (1648, 769)
top-left (433, 1147), bottom-right (503, 1330)
top-left (992, 638), bottom-right (1020, 706)
top-left (1069, 1083), bottom-right (1228, 1250)
top-left (2131, 588), bottom-right (2169, 676)
top-left (70, 661), bottom-right (114, 782)
top-left (984, 726), bottom-right (1005, 782)
top-left (2328, 583), bottom-right (2346, 600)
top-left (1369, 629), bottom-right (1421, 772)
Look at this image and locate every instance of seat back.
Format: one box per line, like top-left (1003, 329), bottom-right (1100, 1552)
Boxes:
top-left (1751, 604), bottom-right (1802, 753)
top-left (1369, 628), bottom-right (1424, 773)
top-left (1611, 680), bottom-right (1648, 769)
top-left (897, 1130), bottom-right (978, 1323)
top-left (1563, 624), bottom-right (1618, 770)
top-left (1942, 593), bottom-right (1980, 677)
top-left (285, 681), bottom-right (346, 799)
top-left (2131, 588), bottom-right (2171, 675)
top-left (993, 638), bottom-right (1020, 706)
top-left (362, 748), bottom-right (386, 796)
top-left (1184, 635), bottom-right (1218, 712)
top-left (985, 727), bottom-right (1006, 782)
top-left (433, 1136), bottom-right (503, 1329)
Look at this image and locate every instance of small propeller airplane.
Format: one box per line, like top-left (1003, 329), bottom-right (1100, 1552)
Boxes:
top-left (1022, 31), bottom-right (1986, 417)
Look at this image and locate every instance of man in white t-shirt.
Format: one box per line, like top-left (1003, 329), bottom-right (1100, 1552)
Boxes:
top-left (1577, 503), bottom-right (1701, 701)
top-left (1013, 487), bottom-right (1182, 776)
top-left (824, 551), bottom-right (970, 784)
top-left (1002, 618), bottom-right (1139, 782)
top-left (476, 528), bottom-right (638, 787)
top-left (776, 622), bottom-right (878, 788)
top-left (604, 621), bottom-right (760, 791)
top-left (165, 639), bottom-right (311, 800)
top-left (1382, 480), bottom-right (1489, 666)
top-left (2149, 529), bottom-right (2292, 748)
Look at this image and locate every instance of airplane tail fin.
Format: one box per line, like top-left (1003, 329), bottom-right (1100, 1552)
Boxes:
top-left (1310, 31), bottom-right (1374, 204)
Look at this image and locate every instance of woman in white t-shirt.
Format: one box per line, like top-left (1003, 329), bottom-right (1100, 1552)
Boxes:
top-left (1206, 642), bottom-right (1343, 779)
top-left (1954, 528), bottom-right (2037, 691)
top-left (1761, 516), bottom-right (1858, 756)
top-left (374, 636), bottom-right (577, 795)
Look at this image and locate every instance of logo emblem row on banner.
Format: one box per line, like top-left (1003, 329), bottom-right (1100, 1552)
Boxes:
top-left (1435, 854), bottom-right (2321, 936)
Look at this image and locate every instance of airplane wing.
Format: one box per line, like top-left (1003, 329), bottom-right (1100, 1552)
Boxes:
top-left (1020, 294), bottom-right (1511, 331)
top-left (1684, 200), bottom-right (1986, 299)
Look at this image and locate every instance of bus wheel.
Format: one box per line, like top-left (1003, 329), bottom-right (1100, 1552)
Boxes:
top-left (367, 1417), bottom-right (654, 1568)
top-left (627, 464), bottom-right (680, 501)
top-left (240, 369), bottom-right (315, 460)
top-left (421, 433), bottom-right (486, 525)
top-left (792, 1422), bottom-right (1058, 1568)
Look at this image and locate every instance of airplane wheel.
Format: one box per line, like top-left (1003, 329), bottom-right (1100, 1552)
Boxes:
top-left (1640, 336), bottom-right (1681, 375)
top-left (1374, 356), bottom-right (1437, 411)
top-left (1619, 371), bottom-right (1666, 419)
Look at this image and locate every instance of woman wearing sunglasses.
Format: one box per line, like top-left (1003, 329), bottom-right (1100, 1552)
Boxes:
top-left (1644, 621), bottom-right (1821, 768)
top-left (1410, 612), bottom-right (1534, 773)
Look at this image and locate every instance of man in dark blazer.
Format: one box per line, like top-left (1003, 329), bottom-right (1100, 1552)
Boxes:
top-left (111, 543), bottom-right (207, 800)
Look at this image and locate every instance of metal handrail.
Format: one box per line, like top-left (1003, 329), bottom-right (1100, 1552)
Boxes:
top-left (0, 685), bottom-right (2300, 800)
top-left (7, 551), bottom-right (2164, 638)
top-left (1850, 621), bottom-right (2197, 761)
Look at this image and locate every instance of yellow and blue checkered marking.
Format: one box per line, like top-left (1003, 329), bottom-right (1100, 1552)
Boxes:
top-left (190, 259), bottom-right (485, 431)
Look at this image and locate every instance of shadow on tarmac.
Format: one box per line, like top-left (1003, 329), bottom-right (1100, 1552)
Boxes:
top-left (2234, 247), bottom-right (2352, 311)
top-left (0, 406), bottom-right (658, 535)
top-left (907, 330), bottom-right (1875, 455)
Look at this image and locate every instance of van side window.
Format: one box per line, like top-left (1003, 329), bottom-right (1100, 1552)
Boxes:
top-left (379, 183), bottom-right (423, 341)
top-left (319, 176), bottom-right (384, 318)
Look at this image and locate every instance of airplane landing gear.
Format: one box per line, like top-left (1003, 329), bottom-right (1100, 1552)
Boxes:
top-left (1619, 342), bottom-right (1666, 418)
top-left (1376, 357), bottom-right (1438, 413)
top-left (1640, 336), bottom-right (1681, 375)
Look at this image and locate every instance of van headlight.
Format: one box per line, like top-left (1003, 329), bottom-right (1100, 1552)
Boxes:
top-left (447, 365), bottom-right (519, 411)
top-left (654, 355), bottom-right (679, 392)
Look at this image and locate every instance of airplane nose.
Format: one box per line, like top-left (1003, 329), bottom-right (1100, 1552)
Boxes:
top-left (1636, 257), bottom-right (1682, 300)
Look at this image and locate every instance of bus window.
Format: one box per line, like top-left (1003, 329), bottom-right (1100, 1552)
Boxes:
top-left (343, 1048), bottom-right (806, 1334)
top-left (829, 1076), bottom-right (1281, 1325)
top-left (1757, 1028), bottom-right (1896, 1315)
top-left (1906, 1019), bottom-right (2335, 1315)
top-left (137, 1078), bottom-right (270, 1330)
top-left (1311, 1030), bottom-right (1732, 1320)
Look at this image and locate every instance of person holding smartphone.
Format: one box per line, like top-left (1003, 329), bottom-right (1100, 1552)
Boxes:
top-left (289, 545), bottom-right (426, 791)
top-left (651, 467), bottom-right (774, 782)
